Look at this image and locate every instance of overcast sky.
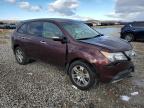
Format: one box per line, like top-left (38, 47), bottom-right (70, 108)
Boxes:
top-left (0, 0), bottom-right (143, 21)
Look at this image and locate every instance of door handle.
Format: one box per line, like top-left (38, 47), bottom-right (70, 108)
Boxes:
top-left (21, 37), bottom-right (26, 39)
top-left (40, 40), bottom-right (47, 44)
top-left (21, 37), bottom-right (31, 40)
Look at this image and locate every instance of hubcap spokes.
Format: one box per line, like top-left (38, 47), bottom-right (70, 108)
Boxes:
top-left (16, 49), bottom-right (23, 63)
top-left (72, 65), bottom-right (90, 87)
top-left (125, 35), bottom-right (132, 41)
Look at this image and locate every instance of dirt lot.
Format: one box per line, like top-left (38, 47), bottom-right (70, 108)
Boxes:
top-left (0, 28), bottom-right (144, 108)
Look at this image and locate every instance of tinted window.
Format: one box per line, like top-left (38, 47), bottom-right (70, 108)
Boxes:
top-left (43, 22), bottom-right (62, 38)
top-left (132, 22), bottom-right (144, 27)
top-left (18, 23), bottom-right (27, 34)
top-left (27, 22), bottom-right (43, 36)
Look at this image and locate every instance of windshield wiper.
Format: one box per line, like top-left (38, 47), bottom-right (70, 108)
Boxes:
top-left (78, 34), bottom-right (103, 40)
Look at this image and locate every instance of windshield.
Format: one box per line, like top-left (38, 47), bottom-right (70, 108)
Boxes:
top-left (62, 22), bottom-right (100, 40)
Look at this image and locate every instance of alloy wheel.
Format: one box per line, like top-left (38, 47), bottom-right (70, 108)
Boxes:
top-left (125, 34), bottom-right (133, 42)
top-left (15, 48), bottom-right (24, 63)
top-left (71, 65), bottom-right (90, 87)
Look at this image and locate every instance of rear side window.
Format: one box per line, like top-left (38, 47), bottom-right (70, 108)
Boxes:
top-left (43, 22), bottom-right (62, 39)
top-left (27, 22), bottom-right (43, 36)
top-left (137, 23), bottom-right (144, 27)
top-left (132, 22), bottom-right (144, 27)
top-left (17, 23), bottom-right (27, 34)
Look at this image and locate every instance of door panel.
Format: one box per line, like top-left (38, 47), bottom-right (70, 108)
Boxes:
top-left (25, 35), bottom-right (66, 65)
top-left (39, 21), bottom-right (66, 66)
top-left (22, 21), bottom-right (67, 66)
top-left (134, 23), bottom-right (144, 39)
top-left (23, 35), bottom-right (42, 59)
top-left (39, 38), bottom-right (66, 66)
top-left (23, 21), bottom-right (43, 59)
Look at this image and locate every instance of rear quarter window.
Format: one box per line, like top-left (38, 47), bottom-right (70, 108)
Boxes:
top-left (17, 23), bottom-right (27, 34)
top-left (132, 22), bottom-right (144, 28)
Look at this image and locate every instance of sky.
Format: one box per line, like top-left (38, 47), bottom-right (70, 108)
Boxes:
top-left (0, 0), bottom-right (144, 21)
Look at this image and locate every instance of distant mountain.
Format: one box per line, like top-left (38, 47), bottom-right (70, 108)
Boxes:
top-left (0, 20), bottom-right (18, 24)
top-left (86, 20), bottom-right (133, 26)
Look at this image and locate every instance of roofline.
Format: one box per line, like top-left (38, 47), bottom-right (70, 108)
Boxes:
top-left (20, 18), bottom-right (82, 23)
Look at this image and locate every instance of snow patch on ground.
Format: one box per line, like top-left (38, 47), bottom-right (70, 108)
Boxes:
top-left (120, 95), bottom-right (130, 101)
top-left (131, 92), bottom-right (139, 96)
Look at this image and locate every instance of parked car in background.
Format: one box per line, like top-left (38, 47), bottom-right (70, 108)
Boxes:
top-left (6, 23), bottom-right (16, 29)
top-left (0, 23), bottom-right (7, 29)
top-left (85, 22), bottom-right (93, 27)
top-left (11, 18), bottom-right (135, 90)
top-left (121, 22), bottom-right (144, 42)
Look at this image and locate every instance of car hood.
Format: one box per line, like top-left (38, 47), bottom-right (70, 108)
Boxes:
top-left (79, 36), bottom-right (132, 52)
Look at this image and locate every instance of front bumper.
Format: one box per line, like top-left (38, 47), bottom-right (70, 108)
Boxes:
top-left (94, 61), bottom-right (134, 82)
top-left (110, 67), bottom-right (134, 83)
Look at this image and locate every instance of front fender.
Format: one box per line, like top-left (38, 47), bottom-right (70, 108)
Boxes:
top-left (67, 48), bottom-right (108, 65)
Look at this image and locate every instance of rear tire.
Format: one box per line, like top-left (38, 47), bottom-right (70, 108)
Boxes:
top-left (14, 47), bottom-right (29, 65)
top-left (68, 60), bottom-right (98, 90)
top-left (124, 33), bottom-right (134, 42)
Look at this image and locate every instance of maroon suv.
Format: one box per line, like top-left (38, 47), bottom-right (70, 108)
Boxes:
top-left (11, 18), bottom-right (135, 90)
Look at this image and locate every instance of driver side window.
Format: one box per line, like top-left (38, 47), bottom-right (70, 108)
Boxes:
top-left (43, 22), bottom-right (62, 39)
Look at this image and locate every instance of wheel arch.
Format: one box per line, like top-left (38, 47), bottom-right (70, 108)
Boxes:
top-left (14, 44), bottom-right (19, 50)
top-left (12, 44), bottom-right (20, 54)
top-left (121, 31), bottom-right (134, 38)
top-left (65, 58), bottom-right (99, 77)
top-left (13, 44), bottom-right (27, 56)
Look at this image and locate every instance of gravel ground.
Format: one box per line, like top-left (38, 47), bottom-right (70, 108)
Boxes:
top-left (0, 29), bottom-right (144, 108)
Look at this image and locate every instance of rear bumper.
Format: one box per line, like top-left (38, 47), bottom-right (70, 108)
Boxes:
top-left (94, 61), bottom-right (134, 82)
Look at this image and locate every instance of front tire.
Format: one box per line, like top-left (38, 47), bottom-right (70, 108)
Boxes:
top-left (69, 61), bottom-right (98, 90)
top-left (14, 47), bottom-right (29, 65)
top-left (124, 33), bottom-right (134, 42)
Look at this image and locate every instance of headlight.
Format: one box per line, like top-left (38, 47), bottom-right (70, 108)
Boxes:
top-left (125, 50), bottom-right (136, 57)
top-left (101, 51), bottom-right (127, 62)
